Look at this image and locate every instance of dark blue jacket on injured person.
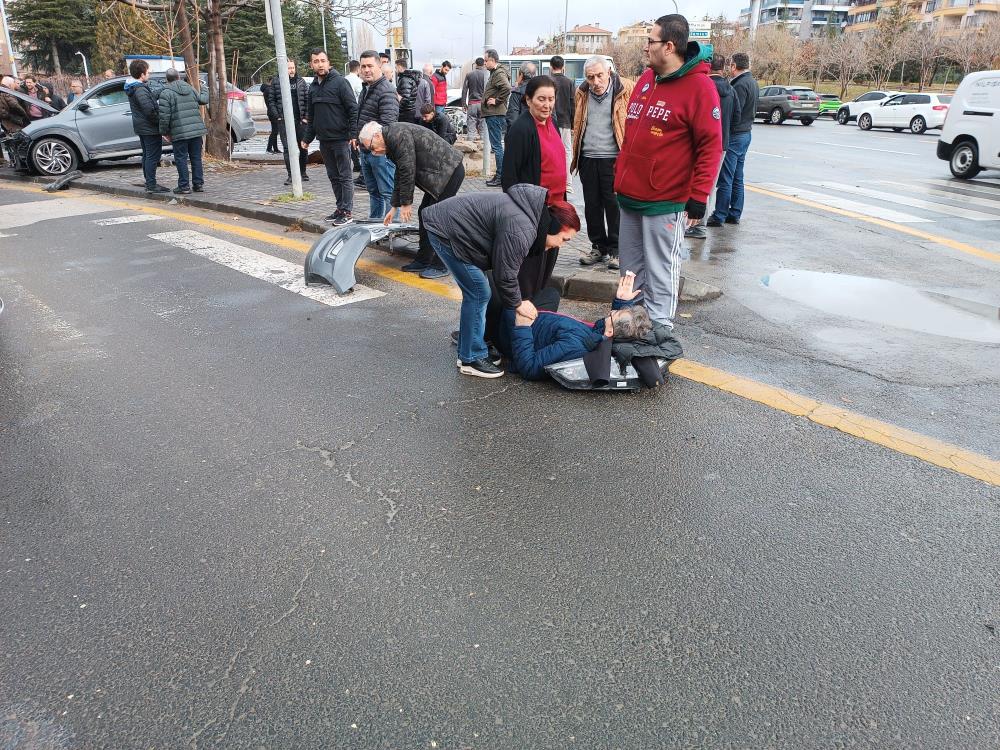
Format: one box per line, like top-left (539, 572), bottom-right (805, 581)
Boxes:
top-left (497, 299), bottom-right (634, 381)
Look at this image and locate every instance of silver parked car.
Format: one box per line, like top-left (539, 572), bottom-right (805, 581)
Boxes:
top-left (2, 75), bottom-right (256, 176)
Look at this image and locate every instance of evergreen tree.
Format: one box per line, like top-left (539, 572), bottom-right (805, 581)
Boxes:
top-left (93, 3), bottom-right (171, 74)
top-left (8, 0), bottom-right (96, 75)
top-left (224, 0), bottom-right (307, 84)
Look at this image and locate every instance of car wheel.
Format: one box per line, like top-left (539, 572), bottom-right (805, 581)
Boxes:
top-left (909, 116), bottom-right (926, 135)
top-left (836, 108), bottom-right (850, 125)
top-left (949, 141), bottom-right (981, 179)
top-left (769, 107), bottom-right (785, 125)
top-left (801, 117), bottom-right (813, 126)
top-left (30, 137), bottom-right (79, 176)
top-left (858, 113), bottom-right (873, 131)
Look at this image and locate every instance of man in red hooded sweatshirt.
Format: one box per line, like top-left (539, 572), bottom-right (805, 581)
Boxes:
top-left (614, 14), bottom-right (722, 327)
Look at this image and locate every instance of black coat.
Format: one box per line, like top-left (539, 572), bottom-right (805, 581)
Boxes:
top-left (383, 122), bottom-right (463, 206)
top-left (303, 70), bottom-right (357, 143)
top-left (396, 69), bottom-right (421, 121)
top-left (354, 76), bottom-right (399, 140)
top-left (419, 111), bottom-right (456, 144)
top-left (710, 74), bottom-right (736, 150)
top-left (501, 109), bottom-right (542, 193)
top-left (505, 82), bottom-right (527, 128)
top-left (422, 184), bottom-right (549, 309)
top-left (730, 71), bottom-right (759, 134)
top-left (125, 78), bottom-right (162, 136)
top-left (266, 74), bottom-right (310, 123)
top-left (551, 71), bottom-right (576, 130)
top-left (261, 82), bottom-right (278, 123)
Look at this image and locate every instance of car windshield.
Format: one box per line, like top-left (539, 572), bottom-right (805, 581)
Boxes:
top-left (938, 95), bottom-right (952, 103)
top-left (791, 89), bottom-right (818, 99)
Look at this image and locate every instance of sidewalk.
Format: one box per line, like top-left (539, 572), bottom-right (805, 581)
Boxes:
top-left (0, 156), bottom-right (722, 303)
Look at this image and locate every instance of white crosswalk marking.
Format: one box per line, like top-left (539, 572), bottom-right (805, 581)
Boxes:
top-left (809, 181), bottom-right (1000, 221)
top-left (927, 178), bottom-right (1000, 198)
top-left (94, 215), bottom-right (164, 226)
top-left (148, 230), bottom-right (385, 307)
top-left (756, 183), bottom-right (931, 223)
top-left (0, 197), bottom-right (115, 230)
top-left (876, 181), bottom-right (1000, 212)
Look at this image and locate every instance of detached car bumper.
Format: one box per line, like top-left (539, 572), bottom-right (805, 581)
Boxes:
top-left (1, 132), bottom-right (32, 171)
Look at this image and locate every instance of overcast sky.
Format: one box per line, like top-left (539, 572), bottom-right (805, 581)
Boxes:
top-left (348, 0), bottom-right (747, 66)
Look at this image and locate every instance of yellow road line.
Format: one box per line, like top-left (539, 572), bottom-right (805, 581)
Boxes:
top-left (4, 182), bottom-right (997, 486)
top-left (747, 184), bottom-right (1000, 264)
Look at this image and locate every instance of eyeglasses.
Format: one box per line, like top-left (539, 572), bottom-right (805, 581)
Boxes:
top-left (644, 38), bottom-right (669, 47)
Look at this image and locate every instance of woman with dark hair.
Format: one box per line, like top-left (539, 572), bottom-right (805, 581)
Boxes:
top-left (422, 184), bottom-right (580, 378)
top-left (501, 75), bottom-right (570, 300)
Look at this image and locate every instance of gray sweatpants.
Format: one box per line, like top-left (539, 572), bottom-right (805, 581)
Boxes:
top-left (618, 207), bottom-right (685, 327)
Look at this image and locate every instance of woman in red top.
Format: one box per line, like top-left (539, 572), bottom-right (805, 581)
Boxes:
top-left (501, 75), bottom-right (568, 299)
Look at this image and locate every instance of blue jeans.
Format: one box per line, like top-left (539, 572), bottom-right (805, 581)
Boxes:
top-left (711, 130), bottom-right (751, 223)
top-left (428, 233), bottom-right (490, 363)
top-left (172, 136), bottom-right (203, 190)
top-left (360, 150), bottom-right (396, 219)
top-left (486, 116), bottom-right (505, 176)
top-left (139, 134), bottom-right (162, 189)
top-left (435, 104), bottom-right (446, 115)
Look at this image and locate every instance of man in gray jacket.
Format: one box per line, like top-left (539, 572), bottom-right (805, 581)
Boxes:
top-left (158, 68), bottom-right (209, 194)
top-left (461, 57), bottom-right (488, 141)
top-left (360, 120), bottom-right (464, 280)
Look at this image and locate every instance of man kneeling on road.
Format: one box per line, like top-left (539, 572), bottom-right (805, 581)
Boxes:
top-left (360, 120), bottom-right (465, 279)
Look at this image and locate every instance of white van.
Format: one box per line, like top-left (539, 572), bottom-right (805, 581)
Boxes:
top-left (936, 70), bottom-right (1000, 179)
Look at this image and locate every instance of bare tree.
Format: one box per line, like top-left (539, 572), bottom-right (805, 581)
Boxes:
top-left (824, 32), bottom-right (870, 99)
top-left (866, 2), bottom-right (913, 89)
top-left (902, 25), bottom-right (945, 91)
top-left (751, 25), bottom-right (798, 84)
top-left (710, 23), bottom-right (749, 62)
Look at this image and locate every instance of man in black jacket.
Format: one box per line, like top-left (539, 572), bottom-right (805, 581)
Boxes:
top-left (418, 103), bottom-right (456, 145)
top-left (261, 81), bottom-right (281, 153)
top-left (549, 56), bottom-right (576, 195)
top-left (686, 54), bottom-right (736, 239)
top-left (362, 119), bottom-right (464, 279)
top-left (395, 59), bottom-right (422, 122)
top-left (302, 48), bottom-right (359, 226)
top-left (353, 50), bottom-right (400, 222)
top-left (505, 62), bottom-right (535, 129)
top-left (124, 59), bottom-right (169, 194)
top-left (709, 52), bottom-right (759, 227)
top-left (267, 59), bottom-right (311, 186)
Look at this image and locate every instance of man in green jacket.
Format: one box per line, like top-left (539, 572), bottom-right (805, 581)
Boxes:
top-left (158, 68), bottom-right (209, 194)
top-left (480, 49), bottom-right (511, 187)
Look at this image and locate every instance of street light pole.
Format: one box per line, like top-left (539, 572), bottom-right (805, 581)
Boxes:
top-left (265, 0), bottom-right (303, 198)
top-left (484, 0), bottom-right (494, 50)
top-left (75, 51), bottom-right (90, 83)
top-left (320, 0), bottom-right (327, 51)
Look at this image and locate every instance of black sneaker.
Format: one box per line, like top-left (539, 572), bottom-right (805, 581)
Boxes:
top-left (450, 330), bottom-right (460, 345)
top-left (459, 357), bottom-right (504, 378)
top-left (325, 210), bottom-right (342, 222)
top-left (302, 174), bottom-right (310, 181)
top-left (193, 185), bottom-right (204, 192)
top-left (332, 211), bottom-right (353, 227)
top-left (484, 176), bottom-right (502, 187)
top-left (706, 217), bottom-right (723, 227)
top-left (607, 256), bottom-right (620, 271)
top-left (146, 184), bottom-right (170, 194)
top-left (173, 186), bottom-right (192, 195)
top-left (579, 247), bottom-right (604, 266)
top-left (284, 177), bottom-right (292, 186)
top-left (402, 260), bottom-right (430, 273)
top-left (725, 217), bottom-right (740, 225)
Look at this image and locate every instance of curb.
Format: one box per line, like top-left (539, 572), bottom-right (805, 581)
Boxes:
top-left (0, 170), bottom-right (723, 304)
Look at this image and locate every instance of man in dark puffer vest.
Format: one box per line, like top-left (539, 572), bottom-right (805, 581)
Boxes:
top-left (158, 67), bottom-right (209, 194)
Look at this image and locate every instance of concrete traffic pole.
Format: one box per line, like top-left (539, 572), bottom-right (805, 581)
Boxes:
top-left (265, 0), bottom-right (303, 198)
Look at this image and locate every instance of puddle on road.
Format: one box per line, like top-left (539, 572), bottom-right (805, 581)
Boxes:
top-left (761, 269), bottom-right (1000, 343)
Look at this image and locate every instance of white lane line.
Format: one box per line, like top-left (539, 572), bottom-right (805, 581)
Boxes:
top-left (93, 215), bottom-right (164, 226)
top-left (0, 232), bottom-right (16, 238)
top-left (927, 178), bottom-right (1000, 197)
top-left (3, 277), bottom-right (107, 360)
top-left (810, 181), bottom-right (1000, 221)
top-left (0, 197), bottom-right (116, 230)
top-left (756, 183), bottom-right (931, 223)
top-left (749, 150), bottom-right (788, 158)
top-left (814, 141), bottom-right (920, 156)
top-left (876, 180), bottom-right (1000, 211)
top-left (148, 230), bottom-right (385, 307)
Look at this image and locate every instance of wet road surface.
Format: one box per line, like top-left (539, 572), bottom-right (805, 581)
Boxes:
top-left (1, 181), bottom-right (998, 747)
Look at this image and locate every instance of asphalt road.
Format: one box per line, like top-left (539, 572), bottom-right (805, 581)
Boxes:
top-left (1, 182), bottom-right (998, 748)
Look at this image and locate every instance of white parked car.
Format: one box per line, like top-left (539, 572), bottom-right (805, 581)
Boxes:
top-left (937, 69), bottom-right (1000, 179)
top-left (856, 92), bottom-right (952, 134)
top-left (835, 90), bottom-right (901, 125)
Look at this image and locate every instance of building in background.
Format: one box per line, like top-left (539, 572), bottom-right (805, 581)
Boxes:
top-left (739, 0), bottom-right (852, 36)
top-left (561, 23), bottom-right (613, 53)
top-left (844, 0), bottom-right (999, 34)
top-left (616, 20), bottom-right (654, 45)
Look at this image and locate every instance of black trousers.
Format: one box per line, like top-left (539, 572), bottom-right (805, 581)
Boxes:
top-left (578, 155), bottom-right (620, 255)
top-left (318, 140), bottom-right (354, 213)
top-left (266, 115), bottom-right (280, 152)
top-left (416, 164), bottom-right (466, 269)
top-left (277, 121), bottom-right (308, 178)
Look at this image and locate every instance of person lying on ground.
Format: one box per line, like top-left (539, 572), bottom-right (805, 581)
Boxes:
top-left (496, 273), bottom-right (652, 381)
top-left (421, 184), bottom-right (579, 378)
